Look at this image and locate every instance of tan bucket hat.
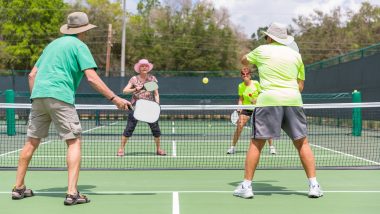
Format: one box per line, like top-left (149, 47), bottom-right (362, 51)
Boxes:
top-left (261, 22), bottom-right (294, 45)
top-left (60, 12), bottom-right (97, 35)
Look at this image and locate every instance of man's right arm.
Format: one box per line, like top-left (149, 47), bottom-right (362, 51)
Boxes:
top-left (84, 69), bottom-right (132, 109)
top-left (241, 54), bottom-right (249, 66)
top-left (28, 66), bottom-right (38, 93)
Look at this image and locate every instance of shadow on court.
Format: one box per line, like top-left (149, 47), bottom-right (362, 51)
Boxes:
top-left (35, 185), bottom-right (157, 198)
top-left (228, 180), bottom-right (307, 197)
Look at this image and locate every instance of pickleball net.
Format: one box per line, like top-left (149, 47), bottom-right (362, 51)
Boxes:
top-left (1, 102), bottom-right (379, 170)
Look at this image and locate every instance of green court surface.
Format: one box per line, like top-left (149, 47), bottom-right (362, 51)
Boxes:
top-left (0, 170), bottom-right (379, 214)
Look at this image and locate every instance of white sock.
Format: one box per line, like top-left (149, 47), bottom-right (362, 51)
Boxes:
top-left (308, 177), bottom-right (319, 186)
top-left (242, 179), bottom-right (252, 188)
top-left (230, 146), bottom-right (235, 149)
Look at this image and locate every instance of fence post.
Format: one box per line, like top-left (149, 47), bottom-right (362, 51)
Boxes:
top-left (5, 89), bottom-right (16, 136)
top-left (352, 90), bottom-right (362, 136)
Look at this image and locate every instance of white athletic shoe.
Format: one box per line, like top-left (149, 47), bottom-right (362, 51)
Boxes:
top-left (233, 183), bottom-right (254, 199)
top-left (308, 184), bottom-right (324, 198)
top-left (269, 146), bottom-right (276, 155)
top-left (227, 147), bottom-right (236, 154)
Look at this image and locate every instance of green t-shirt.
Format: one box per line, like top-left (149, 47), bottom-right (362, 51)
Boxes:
top-left (238, 80), bottom-right (261, 105)
top-left (246, 42), bottom-right (305, 107)
top-left (31, 35), bottom-right (97, 104)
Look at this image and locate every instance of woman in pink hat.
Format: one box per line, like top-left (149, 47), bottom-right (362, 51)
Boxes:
top-left (117, 59), bottom-right (166, 156)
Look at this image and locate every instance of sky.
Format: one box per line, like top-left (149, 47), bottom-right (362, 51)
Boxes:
top-left (125, 0), bottom-right (380, 37)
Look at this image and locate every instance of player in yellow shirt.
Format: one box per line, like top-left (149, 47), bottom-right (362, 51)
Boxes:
top-left (227, 67), bottom-right (276, 155)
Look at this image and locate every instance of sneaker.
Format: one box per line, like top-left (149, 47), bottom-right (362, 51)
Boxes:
top-left (227, 147), bottom-right (235, 154)
top-left (64, 192), bottom-right (90, 206)
top-left (308, 184), bottom-right (323, 198)
top-left (156, 149), bottom-right (166, 156)
top-left (117, 148), bottom-right (124, 157)
top-left (11, 186), bottom-right (34, 200)
top-left (269, 146), bottom-right (276, 155)
top-left (233, 183), bottom-right (254, 199)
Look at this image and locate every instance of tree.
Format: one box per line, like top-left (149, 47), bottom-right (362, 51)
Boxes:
top-left (69, 0), bottom-right (124, 75)
top-left (0, 0), bottom-right (68, 70)
top-left (291, 2), bottom-right (380, 64)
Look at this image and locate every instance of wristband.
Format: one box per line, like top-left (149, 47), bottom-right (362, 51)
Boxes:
top-left (110, 96), bottom-right (116, 101)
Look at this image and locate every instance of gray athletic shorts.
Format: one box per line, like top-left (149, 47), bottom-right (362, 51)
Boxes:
top-left (252, 106), bottom-right (307, 140)
top-left (27, 98), bottom-right (82, 140)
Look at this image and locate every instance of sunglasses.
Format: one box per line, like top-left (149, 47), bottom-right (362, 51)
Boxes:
top-left (241, 72), bottom-right (250, 77)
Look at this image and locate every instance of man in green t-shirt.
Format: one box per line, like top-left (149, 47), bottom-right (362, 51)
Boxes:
top-left (233, 22), bottom-right (323, 199)
top-left (11, 12), bottom-right (132, 205)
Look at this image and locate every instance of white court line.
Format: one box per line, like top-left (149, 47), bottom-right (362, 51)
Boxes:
top-left (0, 122), bottom-right (119, 158)
top-left (0, 190), bottom-right (379, 194)
top-left (173, 192), bottom-right (179, 214)
top-left (310, 143), bottom-right (380, 165)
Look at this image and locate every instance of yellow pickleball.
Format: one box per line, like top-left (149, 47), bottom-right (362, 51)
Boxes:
top-left (202, 77), bottom-right (209, 84)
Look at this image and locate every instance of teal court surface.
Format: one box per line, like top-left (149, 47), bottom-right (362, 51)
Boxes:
top-left (1, 170), bottom-right (380, 214)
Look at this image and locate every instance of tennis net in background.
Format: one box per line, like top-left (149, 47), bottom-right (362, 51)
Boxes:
top-left (1, 103), bottom-right (380, 170)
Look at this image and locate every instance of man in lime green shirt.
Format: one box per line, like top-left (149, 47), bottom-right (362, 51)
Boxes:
top-left (233, 22), bottom-right (323, 199)
top-left (12, 12), bottom-right (132, 205)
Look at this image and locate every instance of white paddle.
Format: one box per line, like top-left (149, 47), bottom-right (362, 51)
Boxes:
top-left (133, 99), bottom-right (161, 123)
top-left (135, 81), bottom-right (158, 95)
top-left (230, 110), bottom-right (239, 125)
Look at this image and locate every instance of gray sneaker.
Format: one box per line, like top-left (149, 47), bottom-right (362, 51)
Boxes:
top-left (227, 147), bottom-right (236, 154)
top-left (269, 146), bottom-right (276, 155)
top-left (11, 186), bottom-right (34, 200)
top-left (308, 185), bottom-right (323, 198)
top-left (233, 183), bottom-right (254, 199)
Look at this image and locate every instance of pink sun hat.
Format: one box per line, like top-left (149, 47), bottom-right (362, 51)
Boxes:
top-left (134, 59), bottom-right (154, 73)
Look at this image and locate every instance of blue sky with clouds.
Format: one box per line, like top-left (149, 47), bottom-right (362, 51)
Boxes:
top-left (123, 0), bottom-right (380, 37)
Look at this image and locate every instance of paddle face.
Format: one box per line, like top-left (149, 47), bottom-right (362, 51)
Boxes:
top-left (143, 81), bottom-right (158, 92)
top-left (230, 110), bottom-right (239, 125)
top-left (133, 99), bottom-right (160, 123)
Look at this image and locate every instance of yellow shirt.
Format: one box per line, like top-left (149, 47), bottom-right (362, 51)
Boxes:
top-left (246, 42), bottom-right (305, 107)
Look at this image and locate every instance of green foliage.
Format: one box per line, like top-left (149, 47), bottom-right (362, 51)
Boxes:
top-left (292, 2), bottom-right (380, 64)
top-left (1, 0), bottom-right (379, 76)
top-left (0, 0), bottom-right (67, 70)
top-left (69, 0), bottom-right (124, 72)
top-left (121, 0), bottom-right (240, 76)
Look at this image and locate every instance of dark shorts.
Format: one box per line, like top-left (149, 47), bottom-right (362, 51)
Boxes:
top-left (252, 106), bottom-right (307, 140)
top-left (123, 111), bottom-right (161, 137)
top-left (241, 109), bottom-right (253, 117)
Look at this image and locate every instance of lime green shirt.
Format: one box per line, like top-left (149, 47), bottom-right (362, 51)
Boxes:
top-left (31, 35), bottom-right (97, 104)
top-left (238, 80), bottom-right (261, 105)
top-left (246, 42), bottom-right (305, 107)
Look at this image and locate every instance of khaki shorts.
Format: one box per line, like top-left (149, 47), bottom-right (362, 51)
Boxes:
top-left (27, 98), bottom-right (82, 140)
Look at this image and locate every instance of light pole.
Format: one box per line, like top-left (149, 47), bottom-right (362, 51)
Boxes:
top-left (121, 0), bottom-right (127, 77)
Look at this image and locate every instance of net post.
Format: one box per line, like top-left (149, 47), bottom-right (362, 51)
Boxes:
top-left (5, 89), bottom-right (16, 136)
top-left (352, 90), bottom-right (362, 136)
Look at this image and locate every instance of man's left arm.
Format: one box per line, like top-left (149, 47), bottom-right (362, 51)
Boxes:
top-left (297, 79), bottom-right (304, 92)
top-left (297, 59), bottom-right (305, 92)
